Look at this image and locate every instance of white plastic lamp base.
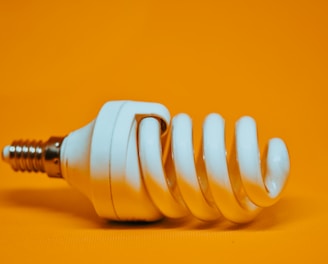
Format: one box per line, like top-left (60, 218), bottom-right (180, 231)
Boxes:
top-left (60, 101), bottom-right (170, 221)
top-left (2, 100), bottom-right (290, 223)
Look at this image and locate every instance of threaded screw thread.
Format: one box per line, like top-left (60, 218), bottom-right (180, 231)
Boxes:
top-left (7, 140), bottom-right (45, 173)
top-left (3, 137), bottom-right (64, 178)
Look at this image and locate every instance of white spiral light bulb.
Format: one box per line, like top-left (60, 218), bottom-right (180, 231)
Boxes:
top-left (2, 100), bottom-right (290, 224)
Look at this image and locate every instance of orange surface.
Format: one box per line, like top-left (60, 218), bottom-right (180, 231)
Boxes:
top-left (0, 0), bottom-right (327, 263)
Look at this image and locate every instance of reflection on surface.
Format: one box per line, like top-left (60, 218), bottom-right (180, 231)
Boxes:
top-left (2, 187), bottom-right (314, 231)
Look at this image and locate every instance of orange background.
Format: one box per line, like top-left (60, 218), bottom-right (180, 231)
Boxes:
top-left (0, 0), bottom-right (327, 262)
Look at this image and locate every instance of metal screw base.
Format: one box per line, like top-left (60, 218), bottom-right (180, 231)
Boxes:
top-left (2, 137), bottom-right (65, 178)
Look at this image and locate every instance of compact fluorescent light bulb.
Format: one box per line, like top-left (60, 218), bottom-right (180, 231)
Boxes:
top-left (2, 100), bottom-right (290, 223)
